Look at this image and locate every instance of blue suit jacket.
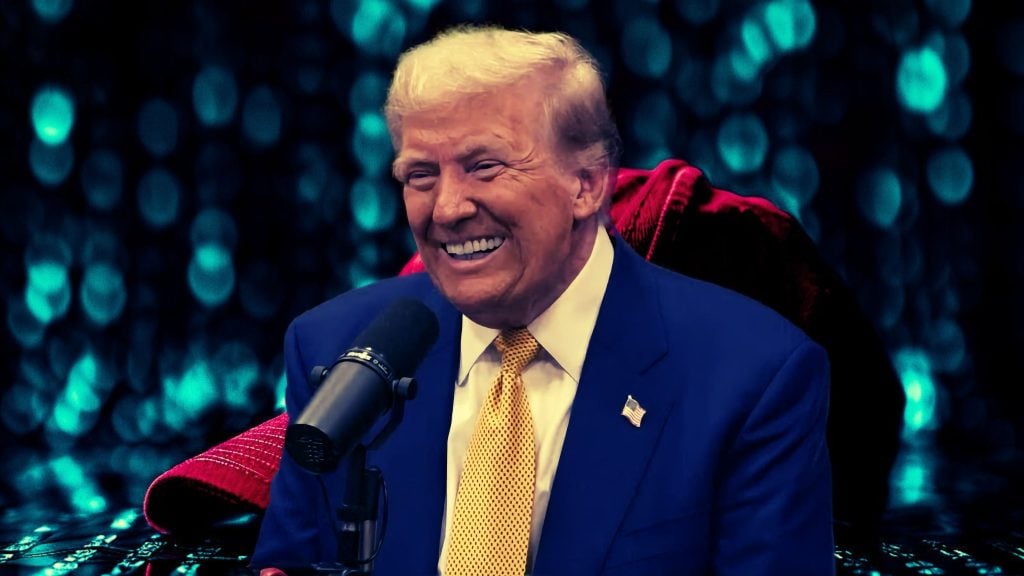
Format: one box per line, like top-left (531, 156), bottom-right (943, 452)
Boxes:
top-left (253, 238), bottom-right (835, 575)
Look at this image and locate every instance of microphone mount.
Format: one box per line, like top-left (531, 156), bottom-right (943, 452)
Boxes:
top-left (303, 358), bottom-right (418, 576)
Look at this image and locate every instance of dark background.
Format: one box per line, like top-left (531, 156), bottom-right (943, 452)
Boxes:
top-left (1, 0), bottom-right (1021, 540)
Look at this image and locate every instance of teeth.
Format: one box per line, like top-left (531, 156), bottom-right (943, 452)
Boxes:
top-left (445, 236), bottom-right (504, 256)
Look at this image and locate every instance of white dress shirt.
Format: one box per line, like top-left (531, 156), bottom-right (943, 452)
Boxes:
top-left (437, 228), bottom-right (615, 575)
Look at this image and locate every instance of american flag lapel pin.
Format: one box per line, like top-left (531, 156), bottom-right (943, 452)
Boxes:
top-left (621, 394), bottom-right (646, 428)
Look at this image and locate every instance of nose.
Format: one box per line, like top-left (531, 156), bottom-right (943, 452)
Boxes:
top-left (432, 170), bottom-right (476, 226)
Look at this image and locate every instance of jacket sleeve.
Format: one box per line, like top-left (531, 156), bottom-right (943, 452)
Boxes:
top-left (711, 340), bottom-right (835, 576)
top-left (250, 320), bottom-right (341, 569)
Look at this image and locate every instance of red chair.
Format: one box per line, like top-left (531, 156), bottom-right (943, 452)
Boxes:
top-left (144, 158), bottom-right (903, 546)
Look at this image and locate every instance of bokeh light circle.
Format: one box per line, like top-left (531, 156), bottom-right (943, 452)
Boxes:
top-left (896, 47), bottom-right (949, 114)
top-left (770, 145), bottom-right (820, 207)
top-left (29, 138), bottom-right (74, 187)
top-left (190, 208), bottom-right (239, 251)
top-left (350, 177), bottom-right (398, 233)
top-left (353, 112), bottom-right (392, 175)
top-left (926, 147), bottom-right (973, 206)
top-left (137, 168), bottom-right (182, 229)
top-left (350, 0), bottom-right (407, 58)
top-left (31, 85), bottom-right (75, 145)
top-left (32, 0), bottom-right (74, 22)
top-left (716, 112), bottom-right (769, 174)
top-left (80, 263), bottom-right (127, 327)
top-left (242, 86), bottom-right (283, 148)
top-left (764, 0), bottom-right (817, 52)
top-left (622, 16), bottom-right (673, 78)
top-left (187, 242), bottom-right (235, 307)
top-left (857, 167), bottom-right (903, 229)
top-left (137, 99), bottom-right (180, 158)
top-left (193, 65), bottom-right (239, 127)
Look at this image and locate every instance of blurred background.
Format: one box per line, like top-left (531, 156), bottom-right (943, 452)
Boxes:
top-left (1, 0), bottom-right (1022, 560)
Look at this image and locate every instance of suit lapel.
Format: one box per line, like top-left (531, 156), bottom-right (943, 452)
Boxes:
top-left (369, 286), bottom-right (460, 574)
top-left (534, 240), bottom-right (673, 575)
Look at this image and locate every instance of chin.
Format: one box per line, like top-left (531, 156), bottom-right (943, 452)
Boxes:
top-left (443, 289), bottom-right (511, 323)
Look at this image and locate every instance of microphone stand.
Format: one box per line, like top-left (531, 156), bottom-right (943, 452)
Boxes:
top-left (309, 375), bottom-right (416, 576)
top-left (336, 444), bottom-right (380, 575)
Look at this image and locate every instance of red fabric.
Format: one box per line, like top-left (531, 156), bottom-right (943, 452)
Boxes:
top-left (143, 410), bottom-right (288, 534)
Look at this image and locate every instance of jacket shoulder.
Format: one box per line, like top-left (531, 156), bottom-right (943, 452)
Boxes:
top-left (289, 273), bottom-right (438, 346)
top-left (648, 261), bottom-right (815, 358)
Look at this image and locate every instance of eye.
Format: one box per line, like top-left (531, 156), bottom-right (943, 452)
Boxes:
top-left (404, 170), bottom-right (437, 188)
top-left (471, 160), bottom-right (504, 176)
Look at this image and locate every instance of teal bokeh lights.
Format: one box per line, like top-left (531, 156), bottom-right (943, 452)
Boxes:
top-left (349, 0), bottom-right (406, 58)
top-left (25, 268), bottom-right (71, 325)
top-left (926, 90), bottom-right (972, 140)
top-left (7, 297), bottom-right (46, 348)
top-left (923, 0), bottom-right (971, 28)
top-left (622, 17), bottom-right (672, 78)
top-left (891, 449), bottom-right (937, 507)
top-left (770, 145), bottom-right (819, 210)
top-left (80, 263), bottom-right (127, 327)
top-left (857, 167), bottom-right (903, 229)
top-left (49, 351), bottom-right (114, 444)
top-left (137, 99), bottom-right (180, 157)
top-left (50, 455), bottom-right (108, 514)
top-left (763, 0), bottom-right (817, 52)
top-left (188, 242), bottom-right (236, 307)
top-left (24, 237), bottom-right (73, 325)
top-left (349, 71), bottom-right (389, 116)
top-left (29, 138), bottom-right (74, 187)
top-left (740, 16), bottom-right (774, 76)
top-left (894, 348), bottom-right (939, 441)
top-left (31, 86), bottom-right (75, 145)
top-left (32, 0), bottom-right (74, 22)
top-left (353, 112), bottom-right (393, 175)
top-left (350, 177), bottom-right (398, 233)
top-left (137, 168), bottom-right (181, 229)
top-left (190, 208), bottom-right (239, 250)
top-left (214, 342), bottom-right (260, 409)
top-left (162, 358), bottom-right (218, 428)
top-left (630, 91), bottom-right (677, 147)
top-left (896, 47), bottom-right (949, 114)
top-left (193, 65), bottom-right (239, 127)
top-left (1, 384), bottom-right (48, 434)
top-left (926, 147), bottom-right (973, 206)
top-left (242, 86), bottom-right (282, 148)
top-left (927, 317), bottom-right (966, 373)
top-left (716, 113), bottom-right (769, 174)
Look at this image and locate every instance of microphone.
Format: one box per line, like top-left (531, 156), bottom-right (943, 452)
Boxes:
top-left (285, 298), bottom-right (440, 473)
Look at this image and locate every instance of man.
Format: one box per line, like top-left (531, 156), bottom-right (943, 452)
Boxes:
top-left (253, 26), bottom-right (834, 575)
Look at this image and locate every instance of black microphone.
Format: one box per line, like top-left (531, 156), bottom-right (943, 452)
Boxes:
top-left (285, 298), bottom-right (440, 473)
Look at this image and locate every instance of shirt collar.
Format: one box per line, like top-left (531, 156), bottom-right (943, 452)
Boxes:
top-left (458, 227), bottom-right (615, 384)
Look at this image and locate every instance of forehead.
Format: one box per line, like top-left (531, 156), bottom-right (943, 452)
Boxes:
top-left (396, 83), bottom-right (552, 160)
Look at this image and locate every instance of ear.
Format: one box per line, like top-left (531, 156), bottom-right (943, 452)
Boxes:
top-left (572, 162), bottom-right (610, 220)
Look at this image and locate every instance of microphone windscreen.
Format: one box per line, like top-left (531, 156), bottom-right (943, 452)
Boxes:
top-left (353, 298), bottom-right (440, 375)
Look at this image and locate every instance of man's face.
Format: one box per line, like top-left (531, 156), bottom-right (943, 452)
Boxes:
top-left (394, 82), bottom-right (597, 328)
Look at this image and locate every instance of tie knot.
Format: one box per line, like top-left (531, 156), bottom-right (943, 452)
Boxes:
top-left (495, 328), bottom-right (539, 373)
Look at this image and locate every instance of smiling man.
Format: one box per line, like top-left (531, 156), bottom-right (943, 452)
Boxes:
top-left (253, 25), bottom-right (835, 575)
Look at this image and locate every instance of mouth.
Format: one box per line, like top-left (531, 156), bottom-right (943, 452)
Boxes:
top-left (442, 236), bottom-right (505, 261)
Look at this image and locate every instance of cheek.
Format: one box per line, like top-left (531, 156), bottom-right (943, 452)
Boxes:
top-left (403, 192), bottom-right (431, 230)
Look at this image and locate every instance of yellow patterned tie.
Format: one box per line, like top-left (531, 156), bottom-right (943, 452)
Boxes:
top-left (445, 328), bottom-right (540, 576)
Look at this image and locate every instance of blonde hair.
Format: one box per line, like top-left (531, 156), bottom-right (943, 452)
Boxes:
top-left (384, 25), bottom-right (621, 172)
